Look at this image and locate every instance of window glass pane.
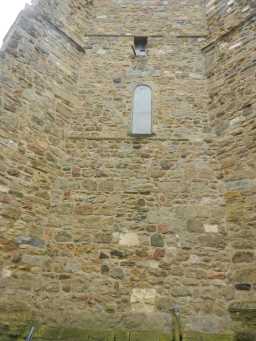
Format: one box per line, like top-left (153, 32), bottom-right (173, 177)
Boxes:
top-left (132, 86), bottom-right (152, 134)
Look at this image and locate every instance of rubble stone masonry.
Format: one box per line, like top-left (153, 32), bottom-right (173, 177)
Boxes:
top-left (204, 0), bottom-right (256, 339)
top-left (0, 0), bottom-right (255, 340)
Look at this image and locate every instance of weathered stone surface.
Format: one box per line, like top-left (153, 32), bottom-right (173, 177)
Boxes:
top-left (204, 0), bottom-right (256, 337)
top-left (101, 264), bottom-right (110, 274)
top-left (153, 248), bottom-right (165, 260)
top-left (99, 252), bottom-right (109, 259)
top-left (231, 267), bottom-right (256, 283)
top-left (232, 252), bottom-right (254, 264)
top-left (187, 219), bottom-right (204, 233)
top-left (131, 289), bottom-right (156, 313)
top-left (110, 249), bottom-right (127, 258)
top-left (119, 233), bottom-right (140, 247)
top-left (235, 283), bottom-right (251, 291)
top-left (151, 234), bottom-right (164, 248)
top-left (204, 224), bottom-right (219, 233)
top-left (0, 0), bottom-right (255, 338)
top-left (111, 267), bottom-right (124, 280)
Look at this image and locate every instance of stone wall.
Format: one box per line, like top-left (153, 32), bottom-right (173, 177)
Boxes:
top-left (0, 0), bottom-right (83, 332)
top-left (82, 0), bottom-right (206, 35)
top-left (50, 0), bottom-right (230, 335)
top-left (204, 0), bottom-right (256, 337)
top-left (0, 0), bottom-right (255, 340)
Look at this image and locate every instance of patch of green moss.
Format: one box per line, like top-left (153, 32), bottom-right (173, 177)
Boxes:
top-left (0, 333), bottom-right (9, 341)
top-left (110, 330), bottom-right (130, 341)
top-left (159, 334), bottom-right (172, 341)
top-left (229, 302), bottom-right (256, 326)
top-left (17, 326), bottom-right (173, 341)
top-left (130, 331), bottom-right (165, 341)
top-left (183, 331), bottom-right (234, 341)
top-left (4, 322), bottom-right (239, 341)
top-left (235, 331), bottom-right (256, 341)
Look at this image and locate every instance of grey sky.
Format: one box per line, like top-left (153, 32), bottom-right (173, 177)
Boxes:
top-left (0, 1), bottom-right (32, 46)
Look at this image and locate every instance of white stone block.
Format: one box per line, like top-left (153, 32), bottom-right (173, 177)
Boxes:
top-left (131, 288), bottom-right (156, 313)
top-left (119, 232), bottom-right (139, 246)
top-left (0, 185), bottom-right (9, 193)
top-left (1, 268), bottom-right (12, 279)
top-left (204, 224), bottom-right (219, 233)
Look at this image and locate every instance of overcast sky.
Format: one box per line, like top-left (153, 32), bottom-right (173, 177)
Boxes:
top-left (0, 1), bottom-right (32, 46)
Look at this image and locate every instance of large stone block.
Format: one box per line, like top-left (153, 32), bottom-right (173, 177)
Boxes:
top-left (131, 289), bottom-right (156, 313)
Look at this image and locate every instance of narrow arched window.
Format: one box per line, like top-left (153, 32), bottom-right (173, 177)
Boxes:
top-left (132, 85), bottom-right (152, 135)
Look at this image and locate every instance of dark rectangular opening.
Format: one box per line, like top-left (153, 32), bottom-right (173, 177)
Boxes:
top-left (134, 36), bottom-right (148, 56)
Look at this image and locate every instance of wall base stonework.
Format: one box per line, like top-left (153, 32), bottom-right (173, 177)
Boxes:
top-left (0, 326), bottom-right (238, 341)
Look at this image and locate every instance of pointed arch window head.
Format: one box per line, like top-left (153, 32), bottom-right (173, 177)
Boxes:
top-left (132, 85), bottom-right (152, 135)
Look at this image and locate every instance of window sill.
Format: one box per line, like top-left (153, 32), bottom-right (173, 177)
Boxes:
top-left (128, 132), bottom-right (155, 138)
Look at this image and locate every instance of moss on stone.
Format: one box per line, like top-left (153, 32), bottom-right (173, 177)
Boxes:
top-left (229, 302), bottom-right (256, 323)
top-left (16, 326), bottom-right (173, 341)
top-left (183, 331), bottom-right (234, 341)
top-left (235, 331), bottom-right (256, 341)
top-left (2, 325), bottom-right (243, 341)
top-left (130, 331), bottom-right (163, 341)
top-left (159, 334), bottom-right (172, 341)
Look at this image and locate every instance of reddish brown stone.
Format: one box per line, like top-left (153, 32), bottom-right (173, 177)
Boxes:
top-left (0, 194), bottom-right (11, 204)
top-left (207, 271), bottom-right (226, 280)
top-left (72, 166), bottom-right (81, 177)
top-left (0, 0), bottom-right (254, 332)
top-left (0, 238), bottom-right (17, 252)
top-left (153, 248), bottom-right (165, 259)
top-left (64, 191), bottom-right (71, 200)
top-left (158, 224), bottom-right (169, 234)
